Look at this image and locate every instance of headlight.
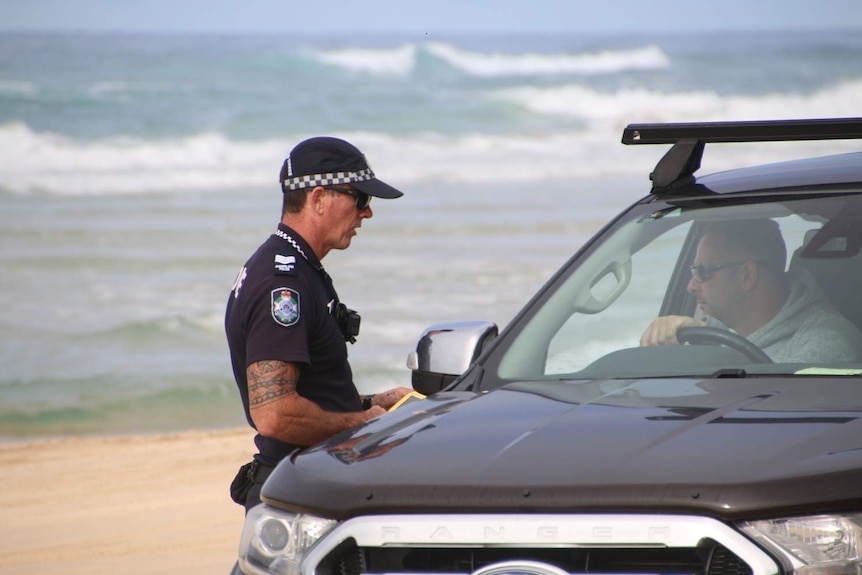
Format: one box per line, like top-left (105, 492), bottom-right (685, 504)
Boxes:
top-left (739, 514), bottom-right (862, 575)
top-left (237, 505), bottom-right (338, 575)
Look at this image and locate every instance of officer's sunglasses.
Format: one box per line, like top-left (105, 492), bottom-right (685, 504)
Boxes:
top-left (327, 186), bottom-right (372, 210)
top-left (689, 260), bottom-right (747, 282)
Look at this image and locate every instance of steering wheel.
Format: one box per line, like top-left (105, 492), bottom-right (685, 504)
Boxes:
top-left (677, 326), bottom-right (773, 364)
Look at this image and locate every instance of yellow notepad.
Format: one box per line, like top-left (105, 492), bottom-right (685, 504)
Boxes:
top-left (388, 391), bottom-right (426, 411)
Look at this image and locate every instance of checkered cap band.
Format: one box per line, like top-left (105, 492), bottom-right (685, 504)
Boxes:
top-left (283, 168), bottom-right (375, 191)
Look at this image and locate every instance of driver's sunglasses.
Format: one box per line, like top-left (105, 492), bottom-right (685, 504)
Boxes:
top-left (327, 186), bottom-right (371, 210)
top-left (690, 260), bottom-right (747, 282)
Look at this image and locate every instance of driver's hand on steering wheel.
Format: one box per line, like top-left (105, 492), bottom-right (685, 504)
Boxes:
top-left (640, 316), bottom-right (706, 347)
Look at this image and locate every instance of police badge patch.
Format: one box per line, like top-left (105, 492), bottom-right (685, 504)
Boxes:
top-left (271, 288), bottom-right (300, 327)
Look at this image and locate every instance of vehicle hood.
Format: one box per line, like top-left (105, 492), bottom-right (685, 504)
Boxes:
top-left (262, 377), bottom-right (862, 520)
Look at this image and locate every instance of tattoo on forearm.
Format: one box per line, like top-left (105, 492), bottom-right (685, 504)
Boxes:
top-left (248, 360), bottom-right (298, 407)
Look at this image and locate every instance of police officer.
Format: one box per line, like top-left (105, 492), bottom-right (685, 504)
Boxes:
top-left (226, 136), bottom-right (413, 512)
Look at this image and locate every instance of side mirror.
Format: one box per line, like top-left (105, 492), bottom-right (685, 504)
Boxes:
top-left (406, 321), bottom-right (498, 395)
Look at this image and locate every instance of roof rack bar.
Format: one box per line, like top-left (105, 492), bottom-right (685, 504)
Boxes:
top-left (622, 117), bottom-right (862, 146)
top-left (620, 117), bottom-right (862, 193)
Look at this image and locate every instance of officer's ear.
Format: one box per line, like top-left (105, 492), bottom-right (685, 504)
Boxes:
top-left (308, 186), bottom-right (328, 215)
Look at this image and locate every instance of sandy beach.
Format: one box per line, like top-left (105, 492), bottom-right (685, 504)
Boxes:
top-left (0, 427), bottom-right (256, 575)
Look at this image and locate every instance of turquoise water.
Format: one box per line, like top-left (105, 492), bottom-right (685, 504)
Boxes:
top-left (1, 29), bottom-right (861, 438)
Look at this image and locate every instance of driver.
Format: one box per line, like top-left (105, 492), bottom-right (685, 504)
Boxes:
top-left (639, 218), bottom-right (862, 363)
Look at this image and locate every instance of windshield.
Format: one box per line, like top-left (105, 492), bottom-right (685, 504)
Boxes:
top-left (493, 191), bottom-right (862, 381)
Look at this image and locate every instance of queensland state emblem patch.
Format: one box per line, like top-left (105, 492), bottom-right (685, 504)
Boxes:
top-left (271, 288), bottom-right (300, 327)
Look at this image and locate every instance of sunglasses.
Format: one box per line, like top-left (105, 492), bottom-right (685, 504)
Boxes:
top-left (690, 260), bottom-right (747, 282)
top-left (327, 186), bottom-right (371, 210)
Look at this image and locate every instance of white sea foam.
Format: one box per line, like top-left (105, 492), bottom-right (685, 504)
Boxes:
top-left (0, 122), bottom-right (285, 195)
top-left (0, 123), bottom-right (657, 194)
top-left (313, 44), bottom-right (417, 76)
top-left (425, 42), bottom-right (670, 77)
top-left (2, 116), bottom-right (860, 196)
top-left (491, 77), bottom-right (862, 125)
top-left (308, 42), bottom-right (670, 78)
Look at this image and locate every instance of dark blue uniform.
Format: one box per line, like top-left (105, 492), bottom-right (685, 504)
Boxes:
top-left (225, 223), bottom-right (362, 469)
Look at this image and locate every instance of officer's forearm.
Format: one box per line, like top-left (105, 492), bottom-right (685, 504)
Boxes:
top-left (247, 359), bottom-right (381, 445)
top-left (257, 397), bottom-right (381, 446)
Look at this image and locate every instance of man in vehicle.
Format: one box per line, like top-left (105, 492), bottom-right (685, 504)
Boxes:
top-left (639, 218), bottom-right (862, 363)
top-left (225, 136), bottom-right (413, 512)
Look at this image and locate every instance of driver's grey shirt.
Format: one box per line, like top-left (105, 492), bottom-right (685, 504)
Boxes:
top-left (704, 268), bottom-right (862, 363)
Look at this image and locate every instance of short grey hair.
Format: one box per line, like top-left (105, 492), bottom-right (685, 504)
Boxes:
top-left (702, 218), bottom-right (787, 274)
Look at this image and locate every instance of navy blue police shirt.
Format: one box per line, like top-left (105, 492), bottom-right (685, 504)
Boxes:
top-left (225, 223), bottom-right (363, 466)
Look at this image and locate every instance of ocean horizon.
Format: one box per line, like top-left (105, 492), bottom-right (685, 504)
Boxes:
top-left (1, 29), bottom-right (860, 439)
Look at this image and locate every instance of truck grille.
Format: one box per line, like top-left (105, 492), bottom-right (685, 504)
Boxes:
top-left (304, 515), bottom-right (777, 575)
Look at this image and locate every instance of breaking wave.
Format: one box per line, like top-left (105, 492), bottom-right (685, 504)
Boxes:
top-left (309, 41), bottom-right (670, 77)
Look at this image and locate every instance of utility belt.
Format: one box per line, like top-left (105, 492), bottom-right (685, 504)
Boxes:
top-left (229, 460), bottom-right (275, 506)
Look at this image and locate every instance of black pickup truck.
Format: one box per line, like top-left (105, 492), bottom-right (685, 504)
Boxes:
top-left (235, 118), bottom-right (862, 575)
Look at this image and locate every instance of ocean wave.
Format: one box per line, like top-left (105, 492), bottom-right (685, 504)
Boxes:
top-left (87, 314), bottom-right (225, 342)
top-left (490, 77), bottom-right (862, 124)
top-left (88, 80), bottom-right (170, 98)
top-left (312, 44), bottom-right (417, 76)
top-left (0, 78), bottom-right (170, 106)
top-left (3, 73), bottom-right (861, 196)
top-left (0, 123), bottom-right (657, 194)
top-left (0, 374), bottom-right (242, 438)
top-left (0, 122), bottom-right (285, 195)
top-left (425, 42), bottom-right (670, 77)
top-left (0, 79), bottom-right (36, 96)
top-left (2, 125), bottom-right (857, 195)
top-left (307, 42), bottom-right (670, 78)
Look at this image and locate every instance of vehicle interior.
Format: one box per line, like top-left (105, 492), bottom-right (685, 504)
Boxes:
top-left (490, 190), bottom-right (862, 381)
top-left (789, 200), bottom-right (862, 333)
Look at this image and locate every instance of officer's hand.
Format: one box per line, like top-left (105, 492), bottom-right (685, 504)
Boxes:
top-left (640, 316), bottom-right (705, 347)
top-left (363, 405), bottom-right (387, 419)
top-left (373, 387), bottom-right (414, 410)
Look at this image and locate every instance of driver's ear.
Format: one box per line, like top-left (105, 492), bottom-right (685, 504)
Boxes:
top-left (739, 260), bottom-right (759, 291)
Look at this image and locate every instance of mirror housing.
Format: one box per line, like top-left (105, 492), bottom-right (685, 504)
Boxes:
top-left (406, 321), bottom-right (498, 395)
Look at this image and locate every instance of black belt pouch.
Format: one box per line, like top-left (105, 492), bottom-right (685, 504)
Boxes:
top-left (229, 461), bottom-right (258, 506)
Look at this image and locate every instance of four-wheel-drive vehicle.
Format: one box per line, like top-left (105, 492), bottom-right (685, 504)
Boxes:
top-left (234, 118), bottom-right (862, 575)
